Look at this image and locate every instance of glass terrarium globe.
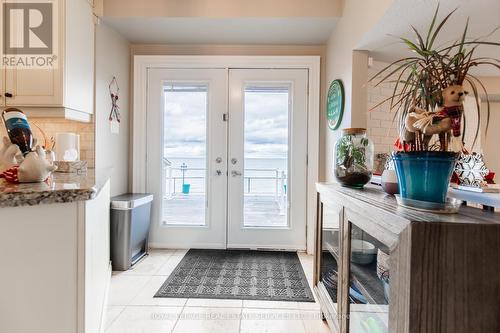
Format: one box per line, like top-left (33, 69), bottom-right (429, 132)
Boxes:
top-left (334, 128), bottom-right (374, 188)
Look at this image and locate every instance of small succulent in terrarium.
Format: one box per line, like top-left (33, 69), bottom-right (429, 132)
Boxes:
top-left (334, 128), bottom-right (374, 188)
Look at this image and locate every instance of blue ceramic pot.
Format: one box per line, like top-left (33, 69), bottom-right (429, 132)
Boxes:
top-left (392, 151), bottom-right (459, 203)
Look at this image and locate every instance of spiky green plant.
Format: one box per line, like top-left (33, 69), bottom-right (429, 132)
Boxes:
top-left (370, 5), bottom-right (500, 151)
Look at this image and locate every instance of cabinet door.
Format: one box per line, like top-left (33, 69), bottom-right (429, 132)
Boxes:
top-left (4, 0), bottom-right (63, 106)
top-left (64, 0), bottom-right (94, 114)
top-left (316, 198), bottom-right (343, 332)
top-left (0, 71), bottom-right (4, 106)
top-left (344, 210), bottom-right (390, 333)
top-left (5, 68), bottom-right (63, 106)
top-left (0, 0), bottom-right (4, 106)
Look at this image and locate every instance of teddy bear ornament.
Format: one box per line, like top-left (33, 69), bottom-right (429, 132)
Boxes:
top-left (402, 85), bottom-right (466, 152)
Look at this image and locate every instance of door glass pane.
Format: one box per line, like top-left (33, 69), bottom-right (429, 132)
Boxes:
top-left (163, 84), bottom-right (207, 226)
top-left (243, 86), bottom-right (289, 227)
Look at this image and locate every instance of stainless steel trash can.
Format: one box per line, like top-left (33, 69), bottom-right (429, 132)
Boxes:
top-left (110, 193), bottom-right (153, 271)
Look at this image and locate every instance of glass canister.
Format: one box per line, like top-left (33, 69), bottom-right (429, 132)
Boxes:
top-left (334, 128), bottom-right (374, 188)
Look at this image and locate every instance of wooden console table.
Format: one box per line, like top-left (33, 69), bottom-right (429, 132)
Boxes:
top-left (314, 182), bottom-right (500, 333)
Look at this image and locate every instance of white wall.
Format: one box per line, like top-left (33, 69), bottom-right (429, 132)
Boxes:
top-left (479, 77), bottom-right (500, 174)
top-left (95, 22), bottom-right (130, 196)
top-left (323, 0), bottom-right (393, 181)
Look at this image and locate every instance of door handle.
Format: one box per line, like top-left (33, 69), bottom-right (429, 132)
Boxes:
top-left (231, 170), bottom-right (242, 177)
top-left (216, 170), bottom-right (223, 176)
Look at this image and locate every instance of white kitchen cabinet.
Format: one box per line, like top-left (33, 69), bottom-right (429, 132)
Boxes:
top-left (1, 0), bottom-right (95, 120)
top-left (0, 1), bottom-right (4, 108)
top-left (5, 68), bottom-right (63, 106)
top-left (0, 179), bottom-right (111, 333)
top-left (0, 66), bottom-right (4, 108)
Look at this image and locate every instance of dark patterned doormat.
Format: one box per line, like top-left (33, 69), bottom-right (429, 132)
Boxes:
top-left (154, 249), bottom-right (315, 302)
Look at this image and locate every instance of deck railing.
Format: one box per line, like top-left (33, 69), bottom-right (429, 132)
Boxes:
top-left (163, 165), bottom-right (287, 214)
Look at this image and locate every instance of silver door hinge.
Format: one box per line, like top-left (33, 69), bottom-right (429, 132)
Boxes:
top-left (223, 113), bottom-right (229, 122)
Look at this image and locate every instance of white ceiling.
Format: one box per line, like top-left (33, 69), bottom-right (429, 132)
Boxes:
top-left (357, 0), bottom-right (500, 76)
top-left (102, 17), bottom-right (338, 45)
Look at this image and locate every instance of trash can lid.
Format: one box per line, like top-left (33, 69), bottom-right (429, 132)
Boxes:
top-left (111, 193), bottom-right (154, 210)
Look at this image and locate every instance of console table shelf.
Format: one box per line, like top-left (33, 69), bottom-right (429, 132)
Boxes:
top-left (314, 182), bottom-right (500, 333)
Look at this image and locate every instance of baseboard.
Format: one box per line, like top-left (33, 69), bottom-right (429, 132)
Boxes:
top-left (149, 243), bottom-right (307, 251)
top-left (149, 242), bottom-right (226, 249)
top-left (227, 243), bottom-right (306, 251)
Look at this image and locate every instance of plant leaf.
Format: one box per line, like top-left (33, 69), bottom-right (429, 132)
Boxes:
top-left (429, 8), bottom-right (458, 49)
top-left (458, 17), bottom-right (470, 54)
top-left (426, 4), bottom-right (440, 48)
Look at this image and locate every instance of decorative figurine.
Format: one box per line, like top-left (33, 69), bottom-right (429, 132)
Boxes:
top-left (454, 153), bottom-right (490, 187)
top-left (0, 138), bottom-right (57, 183)
top-left (403, 85), bottom-right (466, 152)
top-left (0, 137), bottom-right (21, 173)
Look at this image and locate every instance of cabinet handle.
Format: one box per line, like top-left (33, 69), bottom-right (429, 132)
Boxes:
top-left (4, 93), bottom-right (13, 98)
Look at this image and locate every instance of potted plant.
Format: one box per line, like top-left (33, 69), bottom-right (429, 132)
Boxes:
top-left (370, 5), bottom-right (500, 204)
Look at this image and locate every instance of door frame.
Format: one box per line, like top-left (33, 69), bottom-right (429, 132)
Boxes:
top-left (133, 55), bottom-right (320, 254)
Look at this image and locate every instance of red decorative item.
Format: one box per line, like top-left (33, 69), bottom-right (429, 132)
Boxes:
top-left (394, 138), bottom-right (408, 152)
top-left (440, 105), bottom-right (464, 137)
top-left (485, 172), bottom-right (496, 184)
top-left (109, 76), bottom-right (121, 123)
top-left (1, 166), bottom-right (20, 183)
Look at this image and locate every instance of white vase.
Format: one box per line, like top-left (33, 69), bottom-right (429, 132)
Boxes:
top-left (381, 169), bottom-right (399, 195)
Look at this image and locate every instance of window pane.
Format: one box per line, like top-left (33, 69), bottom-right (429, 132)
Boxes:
top-left (163, 84), bottom-right (207, 226)
top-left (243, 86), bottom-right (289, 227)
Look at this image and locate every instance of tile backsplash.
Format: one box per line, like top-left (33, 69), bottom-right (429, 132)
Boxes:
top-left (0, 117), bottom-right (95, 168)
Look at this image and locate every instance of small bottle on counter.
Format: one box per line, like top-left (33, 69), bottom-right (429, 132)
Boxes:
top-left (2, 108), bottom-right (34, 156)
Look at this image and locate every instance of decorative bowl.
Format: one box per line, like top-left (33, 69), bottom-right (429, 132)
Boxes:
top-left (351, 239), bottom-right (376, 265)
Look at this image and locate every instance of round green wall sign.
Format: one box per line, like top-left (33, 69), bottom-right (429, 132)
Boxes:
top-left (327, 79), bottom-right (345, 130)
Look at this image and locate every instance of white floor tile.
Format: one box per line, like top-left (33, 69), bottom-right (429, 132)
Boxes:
top-left (105, 249), bottom-right (329, 333)
top-left (174, 249), bottom-right (188, 256)
top-left (103, 306), bottom-right (125, 331)
top-left (156, 255), bottom-right (185, 276)
top-left (242, 300), bottom-right (299, 310)
top-left (298, 300), bottom-right (321, 311)
top-left (240, 308), bottom-right (306, 333)
top-left (107, 275), bottom-right (152, 306)
top-left (129, 275), bottom-right (187, 307)
top-left (121, 252), bottom-right (173, 276)
top-left (173, 307), bottom-right (241, 333)
top-left (106, 306), bottom-right (182, 333)
top-left (302, 310), bottom-right (331, 333)
top-left (149, 249), bottom-right (178, 256)
top-left (185, 298), bottom-right (243, 308)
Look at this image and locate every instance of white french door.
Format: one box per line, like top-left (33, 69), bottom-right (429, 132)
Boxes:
top-left (146, 68), bottom-right (228, 248)
top-left (146, 67), bottom-right (308, 250)
top-left (227, 69), bottom-right (308, 249)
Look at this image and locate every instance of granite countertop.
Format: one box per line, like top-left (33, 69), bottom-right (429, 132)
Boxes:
top-left (0, 169), bottom-right (111, 208)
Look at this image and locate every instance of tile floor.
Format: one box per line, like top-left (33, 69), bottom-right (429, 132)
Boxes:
top-left (104, 249), bottom-right (330, 333)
